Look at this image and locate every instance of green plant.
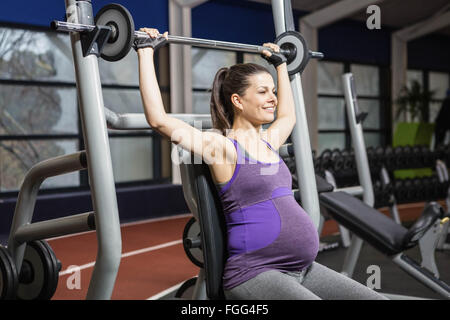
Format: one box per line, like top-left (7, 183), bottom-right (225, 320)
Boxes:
top-left (395, 80), bottom-right (435, 122)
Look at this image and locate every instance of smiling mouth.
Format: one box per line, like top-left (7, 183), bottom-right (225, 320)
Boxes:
top-left (263, 106), bottom-right (275, 112)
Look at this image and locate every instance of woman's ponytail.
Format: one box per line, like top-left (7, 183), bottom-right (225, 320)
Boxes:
top-left (210, 67), bottom-right (233, 136)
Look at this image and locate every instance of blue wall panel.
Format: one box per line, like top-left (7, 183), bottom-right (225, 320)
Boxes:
top-left (319, 20), bottom-right (392, 66)
top-left (192, 0), bottom-right (300, 45)
top-left (409, 34), bottom-right (450, 72)
top-left (0, 0), bottom-right (169, 31)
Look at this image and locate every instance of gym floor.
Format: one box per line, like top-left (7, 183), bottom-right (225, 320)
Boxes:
top-left (41, 202), bottom-right (449, 300)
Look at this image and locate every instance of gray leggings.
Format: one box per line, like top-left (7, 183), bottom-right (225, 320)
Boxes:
top-left (224, 262), bottom-right (388, 300)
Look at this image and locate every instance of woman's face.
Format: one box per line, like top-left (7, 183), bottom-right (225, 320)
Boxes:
top-left (233, 72), bottom-right (277, 125)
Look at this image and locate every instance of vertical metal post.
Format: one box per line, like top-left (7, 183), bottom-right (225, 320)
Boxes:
top-left (66, 0), bottom-right (122, 299)
top-left (340, 73), bottom-right (376, 277)
top-left (271, 0), bottom-right (321, 230)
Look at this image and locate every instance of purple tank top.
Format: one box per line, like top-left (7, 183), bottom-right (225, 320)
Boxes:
top-left (218, 138), bottom-right (319, 290)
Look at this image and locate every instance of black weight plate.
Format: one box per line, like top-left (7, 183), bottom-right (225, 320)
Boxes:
top-left (183, 218), bottom-right (204, 268)
top-left (0, 246), bottom-right (18, 300)
top-left (39, 240), bottom-right (60, 300)
top-left (17, 240), bottom-right (59, 300)
top-left (95, 4), bottom-right (135, 61)
top-left (275, 31), bottom-right (308, 76)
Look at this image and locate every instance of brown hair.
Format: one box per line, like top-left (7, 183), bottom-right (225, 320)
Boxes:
top-left (210, 63), bottom-right (270, 135)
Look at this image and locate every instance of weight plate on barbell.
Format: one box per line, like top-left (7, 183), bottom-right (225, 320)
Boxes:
top-left (183, 217), bottom-right (204, 268)
top-left (95, 3), bottom-right (135, 62)
top-left (274, 31), bottom-right (308, 76)
top-left (0, 245), bottom-right (18, 300)
top-left (16, 240), bottom-right (60, 300)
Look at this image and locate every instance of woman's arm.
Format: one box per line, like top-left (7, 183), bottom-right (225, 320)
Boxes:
top-left (263, 48), bottom-right (296, 150)
top-left (137, 34), bottom-right (235, 166)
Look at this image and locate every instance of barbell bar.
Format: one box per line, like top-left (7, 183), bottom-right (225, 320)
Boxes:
top-left (51, 20), bottom-right (323, 59)
top-left (52, 20), bottom-right (287, 54)
top-left (51, 3), bottom-right (323, 73)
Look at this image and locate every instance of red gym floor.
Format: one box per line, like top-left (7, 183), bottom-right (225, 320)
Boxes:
top-left (50, 214), bottom-right (199, 300)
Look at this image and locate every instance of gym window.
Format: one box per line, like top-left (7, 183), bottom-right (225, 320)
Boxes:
top-left (192, 48), bottom-right (237, 114)
top-left (407, 70), bottom-right (450, 123)
top-left (317, 61), bottom-right (387, 154)
top-left (0, 25), bottom-right (161, 194)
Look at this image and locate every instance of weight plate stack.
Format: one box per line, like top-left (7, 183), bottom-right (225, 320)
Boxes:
top-left (17, 240), bottom-right (61, 300)
top-left (0, 246), bottom-right (18, 300)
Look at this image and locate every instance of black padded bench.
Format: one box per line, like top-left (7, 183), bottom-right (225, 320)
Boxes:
top-left (319, 191), bottom-right (444, 256)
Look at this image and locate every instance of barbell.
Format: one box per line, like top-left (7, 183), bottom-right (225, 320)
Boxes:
top-left (51, 3), bottom-right (323, 75)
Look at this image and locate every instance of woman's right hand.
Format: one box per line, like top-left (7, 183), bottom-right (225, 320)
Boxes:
top-left (133, 28), bottom-right (169, 52)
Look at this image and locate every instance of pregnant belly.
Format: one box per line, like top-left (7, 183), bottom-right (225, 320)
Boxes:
top-left (225, 195), bottom-right (319, 265)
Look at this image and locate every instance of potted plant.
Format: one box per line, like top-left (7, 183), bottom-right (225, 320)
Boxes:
top-left (395, 80), bottom-right (435, 123)
top-left (393, 80), bottom-right (435, 178)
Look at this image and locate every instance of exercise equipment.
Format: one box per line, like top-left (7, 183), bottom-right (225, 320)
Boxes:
top-left (333, 73), bottom-right (450, 294)
top-left (51, 4), bottom-right (323, 74)
top-left (94, 4), bottom-right (135, 62)
top-left (182, 218), bottom-right (204, 268)
top-left (331, 149), bottom-right (344, 172)
top-left (16, 240), bottom-right (61, 300)
top-left (0, 246), bottom-right (18, 300)
top-left (175, 277), bottom-right (198, 299)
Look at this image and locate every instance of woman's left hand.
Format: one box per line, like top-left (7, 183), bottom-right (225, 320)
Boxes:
top-left (260, 42), bottom-right (286, 67)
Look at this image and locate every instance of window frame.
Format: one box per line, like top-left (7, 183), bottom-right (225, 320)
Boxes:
top-left (0, 22), bottom-right (166, 195)
top-left (317, 59), bottom-right (389, 152)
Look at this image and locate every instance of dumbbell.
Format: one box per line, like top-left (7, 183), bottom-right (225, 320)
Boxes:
top-left (402, 178), bottom-right (414, 202)
top-left (420, 145), bottom-right (432, 167)
top-left (422, 177), bottom-right (433, 200)
top-left (394, 179), bottom-right (409, 204)
top-left (318, 149), bottom-right (332, 173)
top-left (394, 146), bottom-right (407, 169)
top-left (412, 178), bottom-right (425, 202)
top-left (374, 146), bottom-right (385, 169)
top-left (373, 180), bottom-right (383, 208)
top-left (384, 146), bottom-right (395, 171)
top-left (402, 145), bottom-right (413, 168)
top-left (366, 147), bottom-right (376, 168)
top-left (341, 149), bottom-right (355, 172)
top-left (331, 149), bottom-right (344, 172)
top-left (411, 145), bottom-right (422, 168)
top-left (430, 176), bottom-right (440, 199)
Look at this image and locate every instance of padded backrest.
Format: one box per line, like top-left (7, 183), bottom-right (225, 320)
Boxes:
top-left (179, 151), bottom-right (227, 300)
